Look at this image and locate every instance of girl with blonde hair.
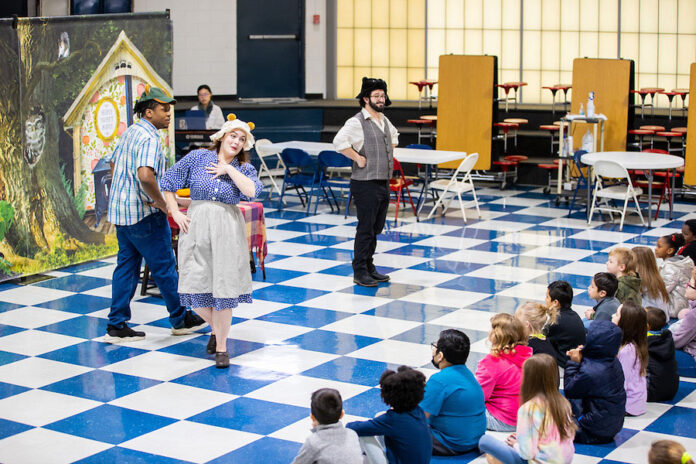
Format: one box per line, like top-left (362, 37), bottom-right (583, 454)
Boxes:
top-left (633, 246), bottom-right (671, 318)
top-left (515, 301), bottom-right (559, 361)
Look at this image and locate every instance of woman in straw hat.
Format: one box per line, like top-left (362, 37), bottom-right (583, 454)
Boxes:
top-left (162, 114), bottom-right (263, 368)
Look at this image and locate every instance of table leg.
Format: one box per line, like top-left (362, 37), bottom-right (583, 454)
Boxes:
top-left (415, 164), bottom-right (431, 221)
top-left (670, 168), bottom-right (675, 220)
top-left (557, 123), bottom-right (564, 195)
top-left (647, 170), bottom-right (653, 228)
top-left (586, 165), bottom-right (592, 218)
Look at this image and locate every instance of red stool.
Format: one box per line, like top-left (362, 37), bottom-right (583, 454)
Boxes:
top-left (673, 89), bottom-right (689, 117)
top-left (673, 127), bottom-right (687, 151)
top-left (538, 162), bottom-right (559, 194)
top-left (628, 129), bottom-right (654, 150)
top-left (640, 125), bottom-right (666, 148)
top-left (656, 131), bottom-right (683, 155)
top-left (503, 118), bottom-right (528, 148)
top-left (542, 84), bottom-right (572, 114)
top-left (497, 82), bottom-right (528, 112)
top-left (659, 90), bottom-right (681, 120)
top-left (494, 122), bottom-right (519, 152)
top-left (492, 159), bottom-right (518, 189)
top-left (409, 80), bottom-right (438, 110)
top-left (540, 125), bottom-right (560, 154)
top-left (407, 119), bottom-right (432, 144)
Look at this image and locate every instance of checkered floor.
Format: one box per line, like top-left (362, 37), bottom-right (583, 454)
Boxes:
top-left (0, 186), bottom-right (695, 464)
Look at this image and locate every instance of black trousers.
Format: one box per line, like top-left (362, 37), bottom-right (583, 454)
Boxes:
top-left (351, 179), bottom-right (389, 275)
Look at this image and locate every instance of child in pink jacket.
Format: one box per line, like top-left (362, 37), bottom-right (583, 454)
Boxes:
top-left (475, 313), bottom-right (533, 432)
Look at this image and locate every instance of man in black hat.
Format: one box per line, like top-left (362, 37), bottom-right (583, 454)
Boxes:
top-left (333, 77), bottom-right (399, 287)
top-left (104, 86), bottom-right (206, 342)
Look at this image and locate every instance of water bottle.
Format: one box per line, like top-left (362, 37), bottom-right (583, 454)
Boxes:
top-left (587, 91), bottom-right (595, 118)
top-left (579, 103), bottom-right (584, 116)
top-left (582, 129), bottom-right (594, 153)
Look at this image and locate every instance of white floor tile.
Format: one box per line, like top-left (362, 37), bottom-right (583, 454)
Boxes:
top-left (604, 431), bottom-right (696, 464)
top-left (280, 273), bottom-right (355, 291)
top-left (331, 239), bottom-right (407, 253)
top-left (498, 282), bottom-right (585, 300)
top-left (677, 386), bottom-right (696, 409)
top-left (465, 220), bottom-right (534, 232)
top-left (555, 261), bottom-right (608, 277)
top-left (228, 320), bottom-right (313, 343)
top-left (0, 306), bottom-right (78, 329)
top-left (640, 226), bottom-right (682, 237)
top-left (0, 357), bottom-right (92, 388)
top-left (76, 265), bottom-right (116, 279)
top-left (466, 264), bottom-right (548, 282)
top-left (266, 256), bottom-right (340, 272)
top-left (348, 339), bottom-right (432, 366)
top-left (400, 287), bottom-right (489, 308)
top-left (570, 229), bottom-right (638, 243)
top-left (493, 231), bottom-right (563, 247)
top-left (439, 249), bottom-right (516, 264)
top-left (245, 375), bottom-right (370, 408)
top-left (300, 293), bottom-right (392, 314)
top-left (0, 330), bottom-right (85, 356)
top-left (371, 253), bottom-right (430, 269)
top-left (622, 402), bottom-right (673, 430)
top-left (233, 299), bottom-right (291, 319)
top-left (488, 196), bottom-right (548, 207)
top-left (265, 229), bottom-right (308, 242)
top-left (0, 286), bottom-right (74, 306)
top-left (230, 345), bottom-right (339, 375)
top-left (296, 214), bottom-right (357, 225)
top-left (94, 325), bottom-right (200, 350)
top-left (411, 236), bottom-right (487, 249)
top-left (0, 389), bottom-right (100, 426)
top-left (320, 314), bottom-right (421, 339)
top-left (101, 351), bottom-right (214, 382)
top-left (387, 268), bottom-right (458, 287)
top-left (88, 300), bottom-right (168, 325)
top-left (110, 382), bottom-right (237, 420)
top-left (514, 206), bottom-right (574, 218)
top-left (80, 285), bottom-right (115, 298)
top-left (0, 428), bottom-right (111, 464)
top-left (120, 420), bottom-right (262, 464)
top-left (266, 242), bottom-right (325, 256)
top-left (392, 222), bottom-right (463, 235)
top-left (269, 415), bottom-right (367, 444)
top-left (429, 308), bottom-right (497, 331)
top-left (314, 225), bottom-right (358, 238)
top-left (520, 246), bottom-right (596, 261)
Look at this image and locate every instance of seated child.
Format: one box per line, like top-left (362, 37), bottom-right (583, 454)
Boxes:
top-left (479, 354), bottom-right (575, 464)
top-left (645, 307), bottom-right (679, 403)
top-left (564, 320), bottom-right (626, 444)
top-left (292, 388), bottom-right (364, 464)
top-left (346, 366), bottom-right (431, 464)
top-left (544, 280), bottom-right (586, 367)
top-left (612, 301), bottom-right (648, 416)
top-left (515, 301), bottom-right (559, 361)
top-left (655, 233), bottom-right (694, 318)
top-left (678, 219), bottom-right (696, 264)
top-left (608, 247), bottom-right (642, 306)
top-left (584, 272), bottom-right (620, 328)
top-left (475, 313), bottom-right (533, 432)
top-left (421, 329), bottom-right (486, 456)
top-left (670, 267), bottom-right (696, 363)
top-left (634, 246), bottom-right (671, 318)
top-left (649, 439), bottom-right (694, 464)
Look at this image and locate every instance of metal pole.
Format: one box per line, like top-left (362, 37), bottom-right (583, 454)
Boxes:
top-left (424, 0), bottom-right (428, 80)
top-left (519, 0), bottom-right (524, 102)
top-left (617, 0), bottom-right (621, 58)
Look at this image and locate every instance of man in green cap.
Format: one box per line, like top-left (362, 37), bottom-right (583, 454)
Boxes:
top-left (104, 86), bottom-right (206, 342)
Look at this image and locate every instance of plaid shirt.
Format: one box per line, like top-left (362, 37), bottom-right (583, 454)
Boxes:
top-left (105, 119), bottom-right (168, 226)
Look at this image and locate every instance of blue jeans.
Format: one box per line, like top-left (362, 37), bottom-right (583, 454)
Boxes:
top-left (109, 212), bottom-right (186, 329)
top-left (478, 434), bottom-right (525, 464)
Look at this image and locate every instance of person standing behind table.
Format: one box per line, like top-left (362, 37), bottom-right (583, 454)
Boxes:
top-left (333, 77), bottom-right (399, 287)
top-left (190, 84), bottom-right (225, 129)
top-left (161, 114), bottom-right (263, 368)
top-left (104, 86), bottom-right (206, 343)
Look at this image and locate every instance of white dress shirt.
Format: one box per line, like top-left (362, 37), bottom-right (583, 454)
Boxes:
top-left (333, 107), bottom-right (399, 152)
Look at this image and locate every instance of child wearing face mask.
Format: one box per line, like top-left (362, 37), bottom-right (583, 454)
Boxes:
top-left (420, 329), bottom-right (486, 456)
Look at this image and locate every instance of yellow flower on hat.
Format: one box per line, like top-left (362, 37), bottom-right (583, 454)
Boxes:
top-left (210, 116), bottom-right (255, 151)
top-left (227, 113), bottom-right (236, 121)
top-left (248, 122), bottom-right (255, 130)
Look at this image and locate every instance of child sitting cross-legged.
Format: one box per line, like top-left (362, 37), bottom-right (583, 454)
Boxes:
top-left (583, 272), bottom-right (620, 329)
top-left (669, 267), bottom-right (696, 365)
top-left (655, 233), bottom-right (694, 318)
top-left (291, 388), bottom-right (364, 464)
top-left (645, 307), bottom-right (679, 403)
top-left (563, 320), bottom-right (626, 444)
top-left (475, 313), bottom-right (533, 432)
top-left (607, 247), bottom-right (642, 306)
top-left (612, 300), bottom-right (649, 416)
top-left (634, 246), bottom-right (671, 318)
top-left (346, 366), bottom-right (431, 464)
top-left (544, 281), bottom-right (586, 367)
top-left (478, 354), bottom-right (576, 464)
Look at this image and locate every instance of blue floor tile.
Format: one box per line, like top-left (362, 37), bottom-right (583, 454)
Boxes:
top-left (392, 323), bottom-right (488, 346)
top-left (38, 316), bottom-right (110, 339)
top-left (467, 295), bottom-right (534, 314)
top-left (33, 274), bottom-right (111, 292)
top-left (41, 370), bottom-right (161, 402)
top-left (188, 397), bottom-right (308, 434)
top-left (0, 417), bottom-right (33, 440)
top-left (530, 272), bottom-right (593, 289)
top-left (45, 404), bottom-right (176, 444)
top-left (73, 446), bottom-right (193, 464)
top-left (495, 213), bottom-right (549, 224)
top-left (468, 241), bottom-right (540, 254)
top-left (61, 261), bottom-right (113, 273)
top-left (580, 252), bottom-right (611, 264)
top-left (442, 227), bottom-right (501, 240)
top-left (286, 234), bottom-right (351, 246)
top-left (663, 379), bottom-right (696, 405)
top-left (34, 294), bottom-right (112, 314)
top-left (409, 259), bottom-right (486, 275)
top-left (275, 221), bottom-right (333, 232)
top-left (299, 247), bottom-right (354, 262)
top-left (0, 301), bottom-right (23, 313)
top-left (556, 238), bottom-right (616, 251)
top-left (252, 268), bottom-right (306, 284)
top-left (171, 364), bottom-right (289, 396)
top-left (0, 323), bottom-right (24, 337)
top-left (377, 231), bottom-right (430, 244)
top-left (365, 300), bottom-right (454, 323)
top-left (437, 275), bottom-right (518, 293)
top-left (0, 350), bottom-right (27, 367)
top-left (251, 285), bottom-right (329, 304)
top-left (209, 437), bottom-right (302, 464)
top-left (645, 406), bottom-right (696, 438)
top-left (384, 245), bottom-right (454, 259)
top-left (302, 357), bottom-right (390, 386)
top-left (286, 329), bottom-right (381, 355)
top-left (158, 335), bottom-right (262, 359)
top-left (340, 281), bottom-right (424, 299)
top-left (0, 380), bottom-right (30, 400)
top-left (257, 305), bottom-right (353, 328)
top-left (39, 341), bottom-right (148, 368)
top-left (498, 255), bottom-right (572, 270)
top-left (318, 263), bottom-right (355, 277)
top-left (343, 388), bottom-right (385, 418)
top-left (573, 428), bottom-right (638, 457)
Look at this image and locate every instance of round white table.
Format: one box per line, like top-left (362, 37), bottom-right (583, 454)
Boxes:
top-left (580, 151), bottom-right (684, 227)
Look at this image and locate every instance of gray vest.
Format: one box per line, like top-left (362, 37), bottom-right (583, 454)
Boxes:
top-left (351, 112), bottom-right (394, 181)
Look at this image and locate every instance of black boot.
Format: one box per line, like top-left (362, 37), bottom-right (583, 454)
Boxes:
top-left (353, 273), bottom-right (379, 287)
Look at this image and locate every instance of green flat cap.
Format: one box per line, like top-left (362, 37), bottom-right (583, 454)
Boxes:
top-left (138, 85), bottom-right (176, 104)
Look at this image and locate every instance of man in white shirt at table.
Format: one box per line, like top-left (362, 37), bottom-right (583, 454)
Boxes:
top-left (333, 77), bottom-right (399, 287)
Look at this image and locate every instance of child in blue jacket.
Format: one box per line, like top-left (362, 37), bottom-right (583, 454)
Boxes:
top-left (564, 320), bottom-right (627, 444)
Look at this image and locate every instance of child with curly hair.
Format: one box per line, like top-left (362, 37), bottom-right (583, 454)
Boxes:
top-left (656, 233), bottom-right (694, 317)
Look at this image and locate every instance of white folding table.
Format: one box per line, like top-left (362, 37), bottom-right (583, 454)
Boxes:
top-left (580, 151), bottom-right (684, 227)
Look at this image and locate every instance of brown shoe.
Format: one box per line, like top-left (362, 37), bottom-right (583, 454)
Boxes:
top-left (215, 351), bottom-right (230, 368)
top-left (206, 334), bottom-right (216, 354)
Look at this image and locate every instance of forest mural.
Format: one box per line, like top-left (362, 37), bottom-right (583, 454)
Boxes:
top-left (0, 13), bottom-right (173, 282)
